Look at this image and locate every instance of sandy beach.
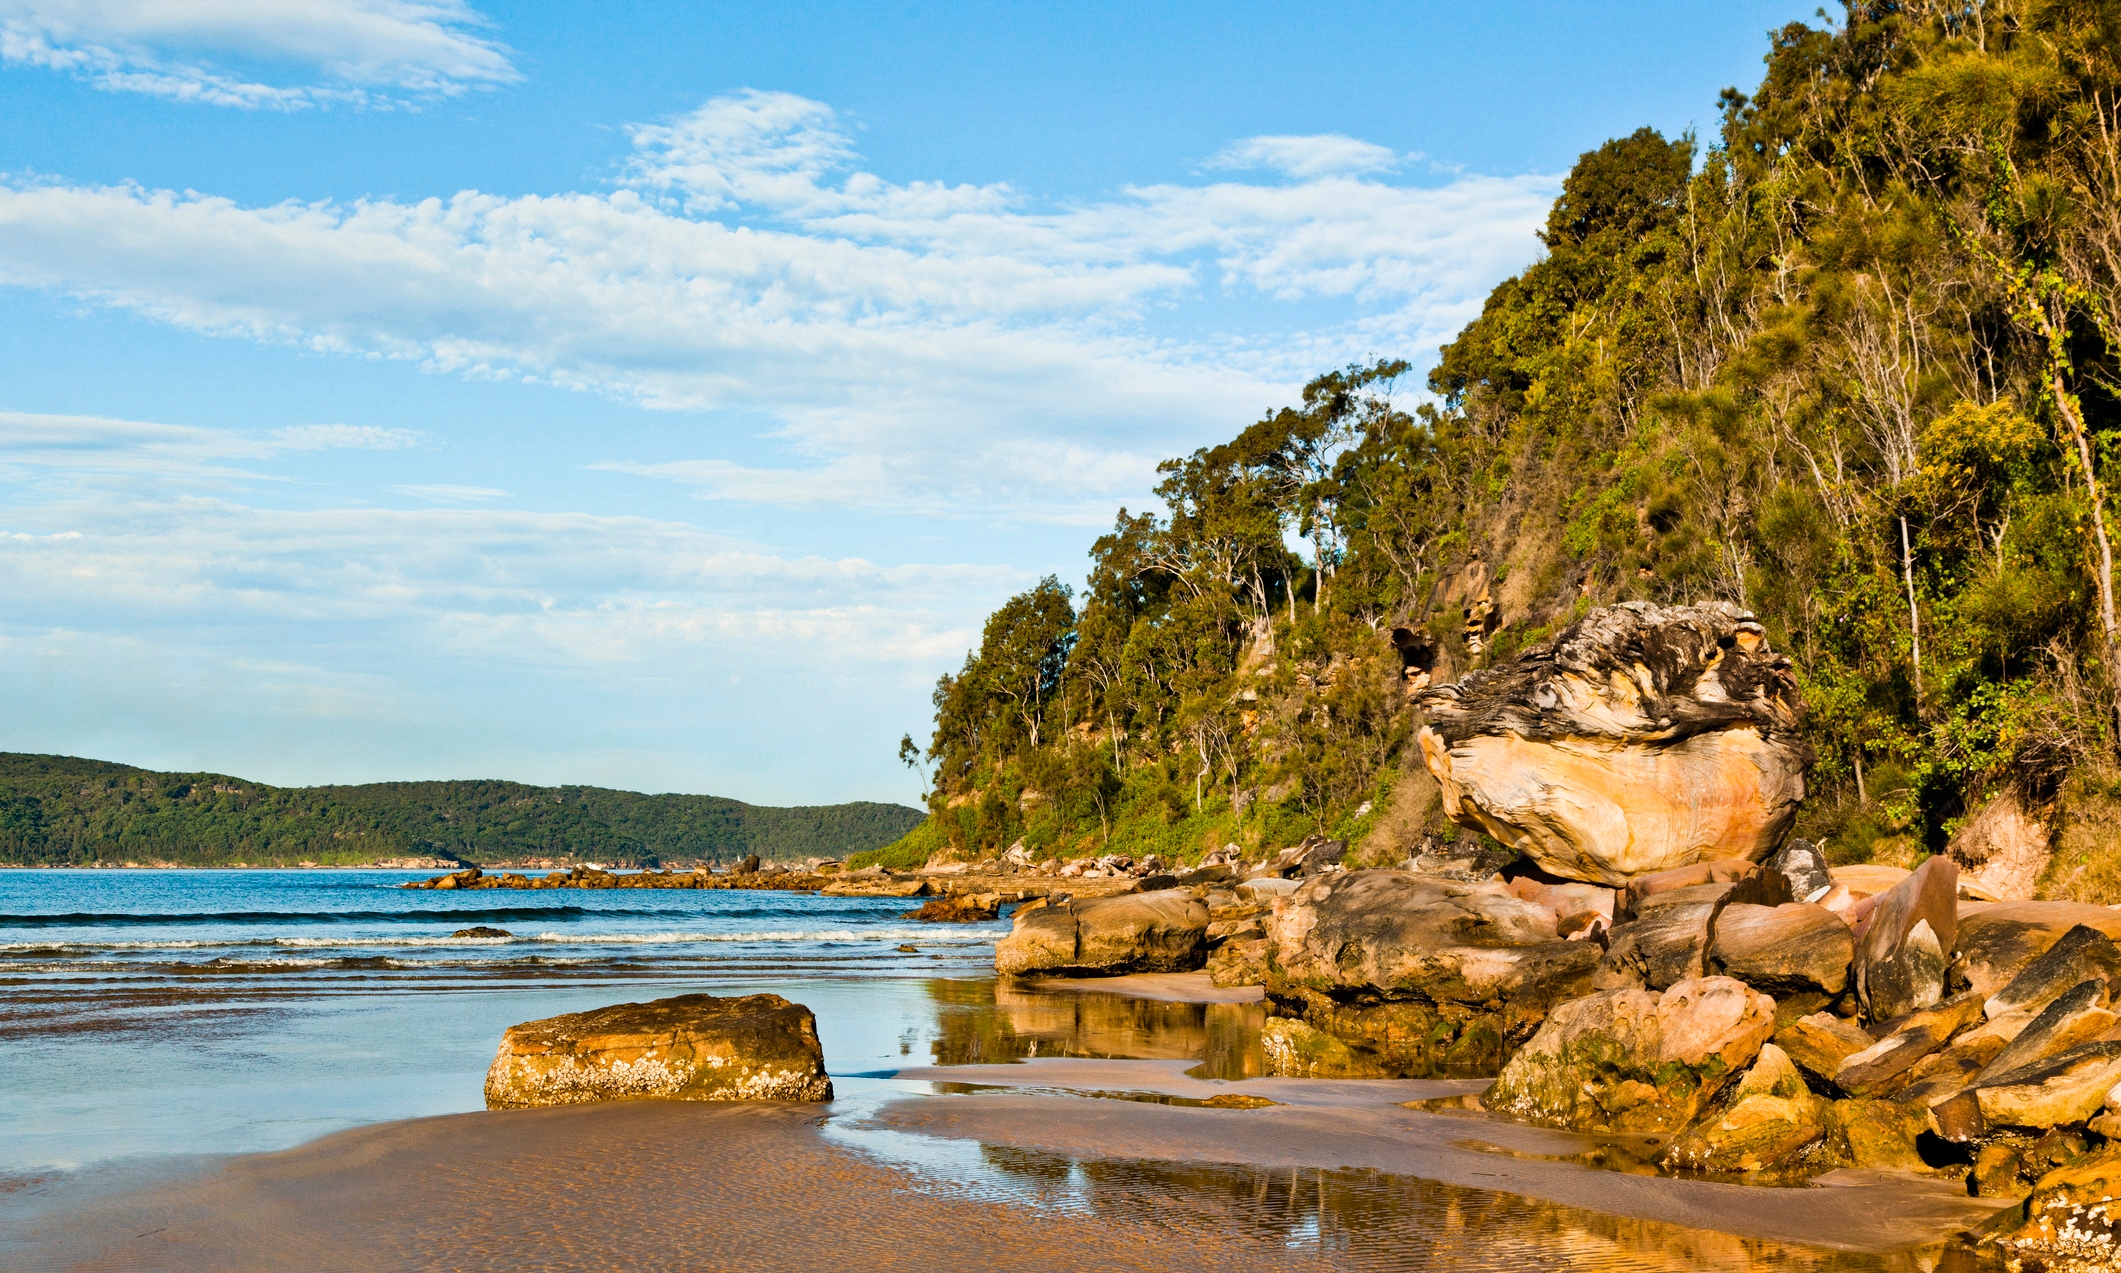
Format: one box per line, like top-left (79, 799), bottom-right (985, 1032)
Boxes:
top-left (4, 1054), bottom-right (2014, 1272)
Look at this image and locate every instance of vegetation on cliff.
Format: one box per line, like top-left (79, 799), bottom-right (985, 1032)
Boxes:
top-left (874, 0), bottom-right (2121, 894)
top-left (0, 753), bottom-right (923, 868)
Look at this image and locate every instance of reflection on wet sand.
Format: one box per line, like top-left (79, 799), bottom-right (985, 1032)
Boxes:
top-left (957, 1145), bottom-right (1984, 1272)
top-left (925, 977), bottom-right (1265, 1078)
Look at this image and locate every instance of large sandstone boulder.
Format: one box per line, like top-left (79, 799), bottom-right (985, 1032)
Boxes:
top-left (1958, 901), bottom-right (2121, 1001)
top-left (484, 993), bottom-right (832, 1108)
top-left (1267, 870), bottom-right (1598, 1011)
top-left (1484, 976), bottom-right (1776, 1133)
top-left (994, 892), bottom-right (1208, 976)
top-left (1263, 870), bottom-right (1599, 1078)
top-left (1661, 1043), bottom-right (1827, 1174)
top-left (1416, 602), bottom-right (1808, 885)
top-left (1710, 902), bottom-right (1852, 995)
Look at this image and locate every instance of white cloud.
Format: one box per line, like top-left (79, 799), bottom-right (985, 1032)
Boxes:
top-left (1206, 134), bottom-right (1402, 179)
top-left (391, 482), bottom-right (506, 502)
top-left (0, 0), bottom-right (518, 108)
top-left (0, 409), bottom-right (421, 484)
top-left (0, 91), bottom-right (1555, 519)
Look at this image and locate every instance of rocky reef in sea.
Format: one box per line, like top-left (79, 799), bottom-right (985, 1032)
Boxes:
top-left (988, 602), bottom-right (2121, 1267)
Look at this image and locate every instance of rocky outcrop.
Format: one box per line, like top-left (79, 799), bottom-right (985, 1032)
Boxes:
top-left (1947, 788), bottom-right (2053, 902)
top-left (1260, 1017), bottom-right (1389, 1078)
top-left (1416, 602), bottom-right (1808, 886)
top-left (1984, 1142), bottom-right (2121, 1267)
top-left (1660, 1043), bottom-right (1827, 1174)
top-left (1259, 870), bottom-right (1600, 1077)
top-left (1709, 902), bottom-right (1851, 995)
top-left (484, 993), bottom-right (832, 1108)
top-left (902, 894), bottom-right (1000, 922)
top-left (1851, 856), bottom-right (1958, 1022)
top-left (1484, 976), bottom-right (1776, 1133)
top-left (994, 892), bottom-right (1208, 976)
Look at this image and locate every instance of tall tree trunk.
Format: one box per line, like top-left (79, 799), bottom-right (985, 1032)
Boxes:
top-left (1900, 515), bottom-right (1924, 703)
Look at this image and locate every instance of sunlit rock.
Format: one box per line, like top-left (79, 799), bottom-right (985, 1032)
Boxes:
top-left (1417, 602), bottom-right (1808, 886)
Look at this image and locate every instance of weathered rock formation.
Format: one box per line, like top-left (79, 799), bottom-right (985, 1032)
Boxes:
top-left (1947, 788), bottom-right (2053, 901)
top-left (1484, 976), bottom-right (1777, 1133)
top-left (1262, 870), bottom-right (1599, 1077)
top-left (1416, 602), bottom-right (1808, 885)
top-left (993, 892), bottom-right (1209, 976)
top-left (484, 993), bottom-right (832, 1108)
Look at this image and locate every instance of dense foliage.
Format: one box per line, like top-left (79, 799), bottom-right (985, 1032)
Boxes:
top-left (880, 1), bottom-right (2121, 883)
top-left (0, 754), bottom-right (923, 868)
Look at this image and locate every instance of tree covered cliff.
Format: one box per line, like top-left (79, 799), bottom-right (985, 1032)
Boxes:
top-left (873, 0), bottom-right (2121, 896)
top-left (0, 753), bottom-right (923, 867)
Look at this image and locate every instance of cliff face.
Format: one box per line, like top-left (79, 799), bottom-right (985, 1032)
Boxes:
top-left (1418, 602), bottom-right (1809, 885)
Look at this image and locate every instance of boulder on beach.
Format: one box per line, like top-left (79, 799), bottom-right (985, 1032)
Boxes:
top-left (484, 992), bottom-right (833, 1108)
top-left (1261, 869), bottom-right (1599, 1077)
top-left (1484, 976), bottom-right (1776, 1133)
top-left (1268, 870), bottom-right (1598, 1009)
top-left (993, 891), bottom-right (1209, 976)
top-left (1415, 602), bottom-right (1808, 886)
top-left (1708, 902), bottom-right (1851, 996)
top-left (1660, 1043), bottom-right (1827, 1173)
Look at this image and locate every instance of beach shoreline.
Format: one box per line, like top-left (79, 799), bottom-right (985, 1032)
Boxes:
top-left (3, 1066), bottom-right (2010, 1272)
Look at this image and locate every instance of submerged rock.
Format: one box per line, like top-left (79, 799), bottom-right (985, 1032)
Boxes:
top-left (484, 993), bottom-right (832, 1108)
top-left (1416, 601), bottom-right (1808, 886)
top-left (1484, 976), bottom-right (1775, 1133)
top-left (994, 892), bottom-right (1208, 976)
top-left (902, 894), bottom-right (1000, 922)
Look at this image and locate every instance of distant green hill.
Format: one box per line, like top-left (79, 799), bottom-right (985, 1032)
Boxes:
top-left (0, 753), bottom-right (924, 868)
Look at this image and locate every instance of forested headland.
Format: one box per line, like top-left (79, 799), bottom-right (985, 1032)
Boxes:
top-left (867, 0), bottom-right (2121, 901)
top-left (0, 753), bottom-right (923, 868)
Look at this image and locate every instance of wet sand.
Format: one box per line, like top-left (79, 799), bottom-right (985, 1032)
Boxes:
top-left (880, 1058), bottom-right (2013, 1254)
top-left (4, 1064), bottom-right (2013, 1272)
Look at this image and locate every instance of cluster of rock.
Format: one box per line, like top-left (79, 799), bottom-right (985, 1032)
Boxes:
top-left (484, 992), bottom-right (833, 1107)
top-left (983, 601), bottom-right (2121, 1261)
top-left (404, 861), bottom-right (841, 892)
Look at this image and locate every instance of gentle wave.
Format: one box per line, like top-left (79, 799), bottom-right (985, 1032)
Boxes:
top-left (0, 906), bottom-right (668, 927)
top-left (2, 927), bottom-right (994, 954)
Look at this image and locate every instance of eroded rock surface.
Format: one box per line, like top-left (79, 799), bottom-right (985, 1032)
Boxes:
top-left (1416, 602), bottom-right (1808, 885)
top-left (484, 993), bottom-right (832, 1108)
top-left (1484, 976), bottom-right (1775, 1133)
top-left (994, 892), bottom-right (1209, 976)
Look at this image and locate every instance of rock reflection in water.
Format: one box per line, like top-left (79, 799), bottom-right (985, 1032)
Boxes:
top-left (956, 1145), bottom-right (1980, 1272)
top-left (924, 978), bottom-right (1265, 1078)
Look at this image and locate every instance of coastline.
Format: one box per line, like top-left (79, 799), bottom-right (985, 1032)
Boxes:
top-left (4, 1071), bottom-right (2009, 1272)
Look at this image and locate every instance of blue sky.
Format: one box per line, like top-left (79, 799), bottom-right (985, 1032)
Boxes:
top-left (0, 0), bottom-right (1813, 806)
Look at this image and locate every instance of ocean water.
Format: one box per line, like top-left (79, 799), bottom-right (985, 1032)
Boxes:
top-left (0, 869), bottom-right (1010, 1171)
